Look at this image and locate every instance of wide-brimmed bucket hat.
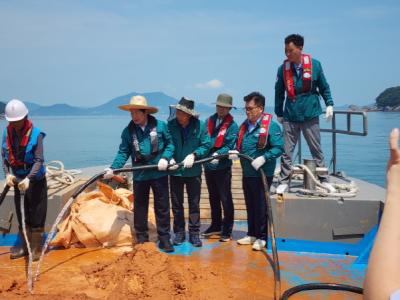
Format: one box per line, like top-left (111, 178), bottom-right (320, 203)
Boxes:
top-left (170, 97), bottom-right (199, 117)
top-left (118, 95), bottom-right (158, 114)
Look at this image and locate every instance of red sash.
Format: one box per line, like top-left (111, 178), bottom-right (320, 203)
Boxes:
top-left (236, 113), bottom-right (272, 151)
top-left (6, 119), bottom-right (33, 167)
top-left (208, 114), bottom-right (233, 148)
top-left (283, 54), bottom-right (312, 100)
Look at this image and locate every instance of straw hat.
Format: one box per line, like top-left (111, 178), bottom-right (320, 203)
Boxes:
top-left (170, 97), bottom-right (199, 117)
top-left (214, 93), bottom-right (236, 109)
top-left (118, 95), bottom-right (158, 114)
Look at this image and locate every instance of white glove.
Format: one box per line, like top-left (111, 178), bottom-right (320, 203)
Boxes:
top-left (5, 174), bottom-right (16, 187)
top-left (168, 158), bottom-right (179, 170)
top-left (325, 106), bottom-right (333, 122)
top-left (183, 153), bottom-right (195, 168)
top-left (228, 150), bottom-right (239, 161)
top-left (103, 167), bottom-right (114, 179)
top-left (18, 178), bottom-right (30, 192)
top-left (157, 158), bottom-right (168, 171)
top-left (210, 152), bottom-right (219, 165)
top-left (251, 156), bottom-right (266, 171)
top-left (277, 117), bottom-right (284, 124)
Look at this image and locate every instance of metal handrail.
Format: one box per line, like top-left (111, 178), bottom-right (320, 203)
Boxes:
top-left (295, 110), bottom-right (368, 175)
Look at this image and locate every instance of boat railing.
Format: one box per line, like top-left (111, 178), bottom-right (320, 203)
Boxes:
top-left (294, 110), bottom-right (368, 175)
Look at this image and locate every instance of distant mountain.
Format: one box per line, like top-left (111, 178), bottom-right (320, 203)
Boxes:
top-left (31, 104), bottom-right (89, 116)
top-left (25, 101), bottom-right (43, 113)
top-left (22, 91), bottom-right (214, 116)
top-left (0, 96), bottom-right (358, 117)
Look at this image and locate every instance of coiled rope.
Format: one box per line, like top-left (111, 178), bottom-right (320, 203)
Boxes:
top-left (45, 161), bottom-right (82, 189)
top-left (293, 164), bottom-right (358, 198)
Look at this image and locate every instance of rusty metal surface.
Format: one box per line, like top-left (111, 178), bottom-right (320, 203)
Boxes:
top-left (0, 236), bottom-right (364, 299)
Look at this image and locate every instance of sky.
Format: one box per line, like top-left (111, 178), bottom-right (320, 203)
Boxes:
top-left (0, 0), bottom-right (399, 108)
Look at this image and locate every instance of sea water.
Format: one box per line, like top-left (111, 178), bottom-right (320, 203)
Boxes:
top-left (0, 112), bottom-right (398, 187)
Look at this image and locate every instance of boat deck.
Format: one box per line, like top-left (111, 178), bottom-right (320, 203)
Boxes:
top-left (0, 224), bottom-right (364, 299)
top-left (0, 162), bottom-right (383, 298)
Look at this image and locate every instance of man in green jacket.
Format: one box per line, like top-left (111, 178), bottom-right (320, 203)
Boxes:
top-left (275, 34), bottom-right (334, 184)
top-left (168, 97), bottom-right (211, 247)
top-left (202, 93), bottom-right (239, 242)
top-left (104, 95), bottom-right (175, 252)
top-left (229, 92), bottom-right (284, 251)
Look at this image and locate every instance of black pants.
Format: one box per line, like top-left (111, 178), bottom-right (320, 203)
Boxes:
top-left (205, 168), bottom-right (234, 236)
top-left (170, 175), bottom-right (201, 234)
top-left (133, 176), bottom-right (171, 240)
top-left (14, 177), bottom-right (48, 229)
top-left (242, 176), bottom-right (272, 239)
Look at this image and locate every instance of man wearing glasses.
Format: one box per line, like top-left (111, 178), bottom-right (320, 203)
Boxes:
top-left (229, 92), bottom-right (284, 251)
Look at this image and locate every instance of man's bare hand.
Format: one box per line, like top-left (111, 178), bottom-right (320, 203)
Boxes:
top-left (387, 128), bottom-right (400, 192)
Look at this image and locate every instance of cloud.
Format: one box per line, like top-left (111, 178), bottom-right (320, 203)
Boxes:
top-left (194, 79), bottom-right (223, 89)
top-left (350, 5), bottom-right (399, 19)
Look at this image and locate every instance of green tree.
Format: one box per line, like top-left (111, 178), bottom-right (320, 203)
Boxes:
top-left (376, 86), bottom-right (400, 108)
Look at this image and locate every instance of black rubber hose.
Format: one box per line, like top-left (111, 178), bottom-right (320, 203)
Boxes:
top-left (235, 154), bottom-right (281, 300)
top-left (71, 155), bottom-right (223, 199)
top-left (280, 283), bottom-right (363, 300)
top-left (0, 184), bottom-right (11, 207)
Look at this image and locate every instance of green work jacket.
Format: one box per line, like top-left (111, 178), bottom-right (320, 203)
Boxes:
top-left (204, 113), bottom-right (239, 172)
top-left (111, 116), bottom-right (174, 182)
top-left (275, 57), bottom-right (334, 122)
top-left (168, 117), bottom-right (211, 177)
top-left (239, 119), bottom-right (284, 177)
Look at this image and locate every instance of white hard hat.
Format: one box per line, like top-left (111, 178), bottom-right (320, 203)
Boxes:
top-left (5, 99), bottom-right (29, 122)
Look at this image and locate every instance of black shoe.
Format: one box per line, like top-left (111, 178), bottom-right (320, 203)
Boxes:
top-left (137, 234), bottom-right (149, 244)
top-left (10, 246), bottom-right (28, 260)
top-left (201, 225), bottom-right (222, 237)
top-left (189, 233), bottom-right (202, 247)
top-left (173, 232), bottom-right (186, 245)
top-left (159, 238), bottom-right (174, 253)
top-left (10, 229), bottom-right (29, 260)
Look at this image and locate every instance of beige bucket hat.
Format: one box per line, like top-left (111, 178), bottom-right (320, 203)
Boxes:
top-left (118, 95), bottom-right (158, 114)
top-left (214, 93), bottom-right (236, 109)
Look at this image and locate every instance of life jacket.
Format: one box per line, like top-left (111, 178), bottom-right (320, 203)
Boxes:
top-left (236, 113), bottom-right (273, 151)
top-left (207, 113), bottom-right (233, 149)
top-left (2, 124), bottom-right (46, 180)
top-left (283, 53), bottom-right (312, 100)
top-left (128, 115), bottom-right (161, 163)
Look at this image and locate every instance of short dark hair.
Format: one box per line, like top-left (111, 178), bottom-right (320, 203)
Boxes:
top-left (285, 34), bottom-right (304, 47)
top-left (243, 91), bottom-right (265, 108)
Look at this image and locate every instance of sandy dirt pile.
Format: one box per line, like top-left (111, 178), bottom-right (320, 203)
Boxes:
top-left (80, 243), bottom-right (230, 299)
top-left (0, 243), bottom-right (233, 299)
